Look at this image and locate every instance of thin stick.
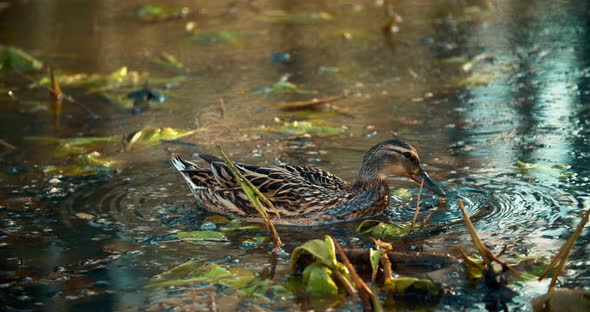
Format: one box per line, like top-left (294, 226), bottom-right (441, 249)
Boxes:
top-left (208, 292), bottom-right (217, 312)
top-left (419, 212), bottom-right (433, 231)
top-left (458, 199), bottom-right (519, 275)
top-left (410, 178), bottom-right (424, 233)
top-left (333, 238), bottom-right (382, 312)
top-left (538, 209), bottom-right (590, 291)
top-left (0, 139), bottom-right (16, 150)
top-left (218, 97), bottom-right (225, 118)
top-left (215, 145), bottom-right (282, 251)
top-left (264, 90), bottom-right (348, 111)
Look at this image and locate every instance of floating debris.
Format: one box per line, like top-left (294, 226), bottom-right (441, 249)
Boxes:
top-left (151, 52), bottom-right (185, 72)
top-left (258, 120), bottom-right (344, 136)
top-left (125, 127), bottom-right (199, 150)
top-left (173, 231), bottom-right (229, 242)
top-left (251, 74), bottom-right (315, 95)
top-left (258, 10), bottom-right (333, 23)
top-left (137, 5), bottom-right (190, 23)
top-left (264, 91), bottom-right (347, 112)
top-left (192, 31), bottom-right (265, 43)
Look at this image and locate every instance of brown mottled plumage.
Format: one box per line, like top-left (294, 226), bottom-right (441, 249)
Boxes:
top-left (172, 139), bottom-right (445, 226)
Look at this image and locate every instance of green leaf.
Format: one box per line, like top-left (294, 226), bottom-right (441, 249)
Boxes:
top-left (147, 261), bottom-right (231, 288)
top-left (370, 248), bottom-right (387, 283)
top-left (291, 236), bottom-right (338, 272)
top-left (258, 120), bottom-right (343, 136)
top-left (137, 5), bottom-right (190, 22)
top-left (392, 188), bottom-right (412, 198)
top-left (151, 52), bottom-right (185, 71)
top-left (125, 127), bottom-right (199, 150)
top-left (384, 277), bottom-right (441, 296)
top-left (173, 231), bottom-right (228, 242)
top-left (356, 220), bottom-right (412, 240)
top-left (302, 261), bottom-right (339, 297)
top-left (0, 46), bottom-right (43, 71)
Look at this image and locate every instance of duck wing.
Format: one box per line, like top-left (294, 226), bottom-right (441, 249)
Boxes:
top-left (172, 154), bottom-right (348, 217)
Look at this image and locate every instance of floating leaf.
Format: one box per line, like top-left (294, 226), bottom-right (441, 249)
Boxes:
top-left (259, 10), bottom-right (333, 23)
top-left (218, 219), bottom-right (263, 231)
top-left (42, 164), bottom-right (115, 177)
top-left (75, 212), bottom-right (95, 220)
top-left (258, 121), bottom-right (343, 136)
top-left (173, 230), bottom-right (228, 242)
top-left (137, 5), bottom-right (190, 23)
top-left (192, 31), bottom-right (264, 43)
top-left (515, 160), bottom-right (571, 179)
top-left (384, 277), bottom-right (441, 297)
top-left (147, 261), bottom-right (231, 288)
top-left (0, 46), bottom-right (43, 71)
top-left (29, 67), bottom-right (146, 91)
top-left (302, 262), bottom-right (339, 297)
top-left (532, 289), bottom-right (590, 312)
top-left (125, 127), bottom-right (199, 150)
top-left (392, 188), bottom-right (412, 198)
top-left (151, 52), bottom-right (185, 71)
top-left (356, 220), bottom-right (412, 240)
top-left (240, 236), bottom-right (268, 249)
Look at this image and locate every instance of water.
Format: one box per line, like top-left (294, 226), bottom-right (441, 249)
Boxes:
top-left (1, 0), bottom-right (589, 310)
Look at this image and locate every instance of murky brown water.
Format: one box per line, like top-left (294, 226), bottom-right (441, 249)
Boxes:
top-left (1, 0), bottom-right (590, 311)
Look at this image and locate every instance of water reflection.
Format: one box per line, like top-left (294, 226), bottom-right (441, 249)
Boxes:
top-left (1, 0), bottom-right (590, 311)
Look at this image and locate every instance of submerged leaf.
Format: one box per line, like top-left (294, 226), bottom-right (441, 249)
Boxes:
top-left (356, 220), bottom-right (412, 240)
top-left (173, 231), bottom-right (228, 242)
top-left (0, 46), bottom-right (43, 71)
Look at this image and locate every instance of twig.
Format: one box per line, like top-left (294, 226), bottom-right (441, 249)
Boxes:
top-left (419, 212), bottom-right (433, 231)
top-left (208, 292), bottom-right (217, 312)
top-left (0, 139), bottom-right (16, 151)
top-left (538, 209), bottom-right (590, 291)
top-left (458, 199), bottom-right (519, 275)
top-left (264, 90), bottom-right (348, 111)
top-left (215, 145), bottom-right (283, 251)
top-left (333, 238), bottom-right (382, 312)
top-left (218, 97), bottom-right (225, 118)
top-left (49, 65), bottom-right (63, 125)
top-left (410, 178), bottom-right (424, 233)
top-left (14, 70), bottom-right (98, 119)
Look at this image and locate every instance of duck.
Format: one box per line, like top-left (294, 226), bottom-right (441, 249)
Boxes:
top-left (171, 139), bottom-right (446, 226)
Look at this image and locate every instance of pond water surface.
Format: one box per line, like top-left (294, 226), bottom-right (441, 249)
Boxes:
top-left (1, 0), bottom-right (589, 311)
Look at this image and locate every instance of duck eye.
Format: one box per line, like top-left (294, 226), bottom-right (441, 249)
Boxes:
top-left (403, 152), bottom-right (412, 159)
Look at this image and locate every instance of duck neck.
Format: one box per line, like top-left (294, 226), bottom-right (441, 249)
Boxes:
top-left (352, 176), bottom-right (386, 191)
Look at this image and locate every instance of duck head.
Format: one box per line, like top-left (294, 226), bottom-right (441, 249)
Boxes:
top-left (356, 139), bottom-right (446, 196)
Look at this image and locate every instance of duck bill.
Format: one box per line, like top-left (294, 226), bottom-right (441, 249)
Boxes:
top-left (411, 168), bottom-right (446, 197)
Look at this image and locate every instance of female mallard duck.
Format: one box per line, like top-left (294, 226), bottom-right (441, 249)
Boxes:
top-left (172, 139), bottom-right (446, 226)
